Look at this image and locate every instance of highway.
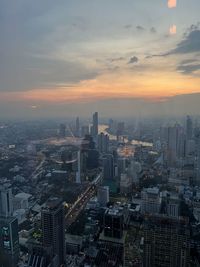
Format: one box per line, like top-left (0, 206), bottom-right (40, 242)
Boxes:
top-left (65, 173), bottom-right (102, 229)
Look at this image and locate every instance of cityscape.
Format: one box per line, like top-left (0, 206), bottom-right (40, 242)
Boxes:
top-left (1, 0), bottom-right (200, 267)
top-left (1, 113), bottom-right (200, 266)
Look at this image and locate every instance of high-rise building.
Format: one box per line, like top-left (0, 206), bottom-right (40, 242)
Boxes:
top-left (0, 183), bottom-right (13, 217)
top-left (120, 173), bottom-right (132, 194)
top-left (92, 112), bottom-right (98, 137)
top-left (75, 117), bottom-right (80, 137)
top-left (97, 186), bottom-right (109, 207)
top-left (141, 187), bottom-right (160, 214)
top-left (41, 198), bottom-right (65, 265)
top-left (196, 131), bottom-right (200, 184)
top-left (186, 115), bottom-right (193, 141)
top-left (59, 123), bottom-right (66, 138)
top-left (76, 150), bottom-right (81, 184)
top-left (97, 132), bottom-right (109, 153)
top-left (81, 125), bottom-right (90, 137)
top-left (143, 215), bottom-right (190, 267)
top-left (102, 154), bottom-right (114, 180)
top-left (0, 216), bottom-right (19, 267)
top-left (160, 191), bottom-right (180, 218)
top-left (104, 208), bottom-right (124, 239)
top-left (117, 158), bottom-right (126, 176)
top-left (167, 124), bottom-right (182, 166)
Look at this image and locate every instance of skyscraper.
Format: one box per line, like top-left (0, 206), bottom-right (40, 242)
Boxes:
top-left (186, 115), bottom-right (193, 141)
top-left (97, 132), bottom-right (109, 153)
top-left (167, 124), bottom-right (182, 166)
top-left (59, 123), bottom-right (66, 138)
top-left (75, 117), bottom-right (80, 137)
top-left (0, 183), bottom-right (13, 217)
top-left (92, 112), bottom-right (98, 138)
top-left (76, 150), bottom-right (81, 184)
top-left (102, 154), bottom-right (114, 180)
top-left (41, 198), bottom-right (65, 265)
top-left (0, 216), bottom-right (19, 267)
top-left (196, 131), bottom-right (200, 184)
top-left (143, 215), bottom-right (190, 267)
top-left (97, 186), bottom-right (109, 207)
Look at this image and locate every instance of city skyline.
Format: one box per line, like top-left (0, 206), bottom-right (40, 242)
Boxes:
top-left (0, 0), bottom-right (200, 118)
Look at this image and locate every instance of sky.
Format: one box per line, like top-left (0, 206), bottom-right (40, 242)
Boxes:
top-left (0, 0), bottom-right (200, 119)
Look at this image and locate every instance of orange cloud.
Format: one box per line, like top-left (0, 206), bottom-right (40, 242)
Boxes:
top-left (168, 0), bottom-right (177, 8)
top-left (1, 69), bottom-right (200, 105)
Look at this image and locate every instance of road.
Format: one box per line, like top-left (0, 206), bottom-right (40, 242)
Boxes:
top-left (65, 173), bottom-right (102, 229)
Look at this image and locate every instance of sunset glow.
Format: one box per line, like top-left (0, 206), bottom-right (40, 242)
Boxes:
top-left (0, 0), bottom-right (199, 117)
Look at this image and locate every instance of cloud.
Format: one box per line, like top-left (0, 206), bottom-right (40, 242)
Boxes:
top-left (150, 27), bottom-right (157, 34)
top-left (109, 57), bottom-right (125, 62)
top-left (169, 26), bottom-right (200, 55)
top-left (128, 56), bottom-right (139, 64)
top-left (180, 59), bottom-right (198, 65)
top-left (177, 63), bottom-right (200, 74)
top-left (136, 25), bottom-right (145, 31)
top-left (124, 24), bottom-right (132, 29)
top-left (0, 56), bottom-right (98, 92)
top-left (147, 25), bottom-right (200, 58)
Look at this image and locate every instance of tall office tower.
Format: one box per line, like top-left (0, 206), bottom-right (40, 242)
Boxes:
top-left (76, 150), bottom-right (81, 184)
top-left (117, 158), bottom-right (126, 176)
top-left (41, 198), bottom-right (65, 266)
top-left (116, 122), bottom-right (125, 141)
top-left (196, 131), bottom-right (200, 183)
top-left (75, 117), bottom-right (80, 137)
top-left (97, 132), bottom-right (109, 153)
top-left (92, 112), bottom-right (98, 137)
top-left (186, 115), bottom-right (193, 141)
top-left (104, 208), bottom-right (124, 239)
top-left (143, 215), bottom-right (190, 267)
top-left (177, 131), bottom-right (186, 159)
top-left (97, 186), bottom-right (109, 207)
top-left (0, 183), bottom-right (13, 217)
top-left (167, 123), bottom-right (181, 166)
top-left (59, 123), bottom-right (66, 138)
top-left (0, 216), bottom-right (19, 267)
top-left (102, 154), bottom-right (114, 180)
top-left (81, 125), bottom-right (90, 137)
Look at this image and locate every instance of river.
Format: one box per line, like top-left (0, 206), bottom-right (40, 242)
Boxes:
top-left (98, 124), bottom-right (153, 147)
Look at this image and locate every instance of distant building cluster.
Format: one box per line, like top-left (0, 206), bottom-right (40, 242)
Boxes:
top-left (1, 113), bottom-right (200, 266)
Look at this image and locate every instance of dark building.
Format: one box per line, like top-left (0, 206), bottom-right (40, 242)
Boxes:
top-left (103, 154), bottom-right (114, 180)
top-left (143, 215), bottom-right (190, 267)
top-left (41, 198), bottom-right (65, 266)
top-left (104, 208), bottom-right (124, 239)
top-left (27, 243), bottom-right (59, 267)
top-left (75, 117), bottom-right (80, 137)
top-left (97, 132), bottom-right (109, 153)
top-left (0, 183), bottom-right (13, 217)
top-left (0, 216), bottom-right (19, 267)
top-left (92, 112), bottom-right (98, 138)
top-left (59, 124), bottom-right (66, 138)
top-left (186, 115), bottom-right (193, 141)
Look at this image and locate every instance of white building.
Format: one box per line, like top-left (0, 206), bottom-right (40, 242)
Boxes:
top-left (13, 192), bottom-right (32, 211)
top-left (141, 187), bottom-right (160, 214)
top-left (0, 183), bottom-right (13, 216)
top-left (120, 173), bottom-right (132, 194)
